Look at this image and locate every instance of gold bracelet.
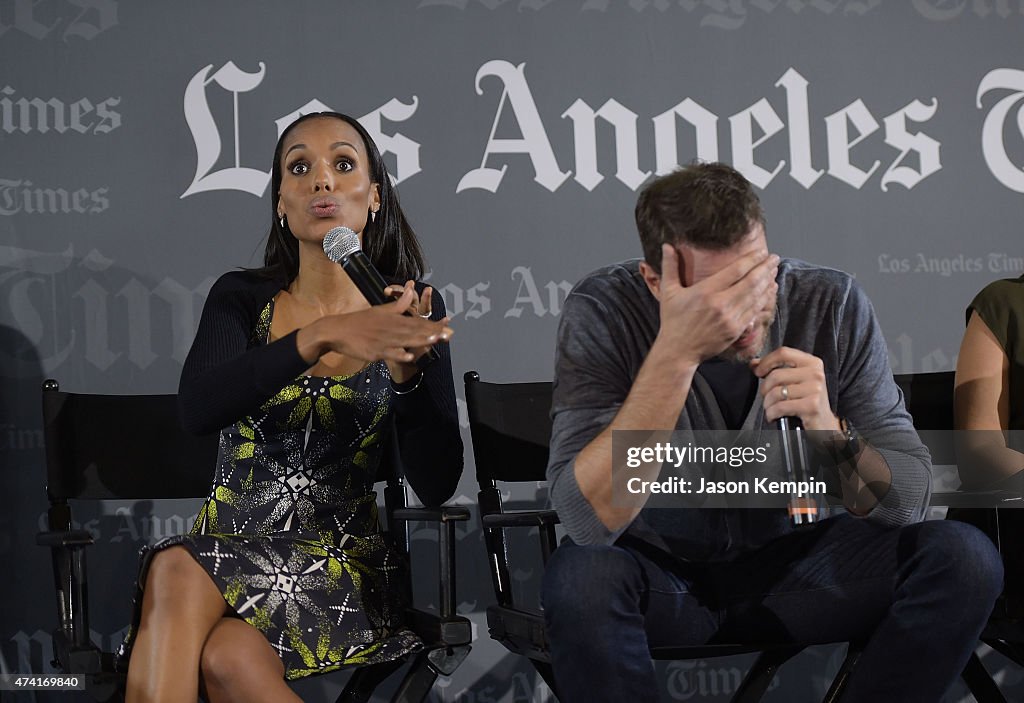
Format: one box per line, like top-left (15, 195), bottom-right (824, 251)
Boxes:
top-left (391, 372), bottom-right (423, 395)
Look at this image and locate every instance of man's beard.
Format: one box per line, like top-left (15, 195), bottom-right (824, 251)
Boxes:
top-left (715, 310), bottom-right (775, 364)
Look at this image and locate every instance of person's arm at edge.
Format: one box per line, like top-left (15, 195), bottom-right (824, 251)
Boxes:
top-left (955, 310), bottom-right (1022, 482)
top-left (392, 286), bottom-right (464, 507)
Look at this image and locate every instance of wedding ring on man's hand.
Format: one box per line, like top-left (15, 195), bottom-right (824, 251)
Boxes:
top-left (781, 385), bottom-right (789, 401)
top-left (420, 312), bottom-right (432, 319)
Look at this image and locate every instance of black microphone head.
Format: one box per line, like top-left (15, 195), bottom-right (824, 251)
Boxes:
top-left (322, 226), bottom-right (360, 264)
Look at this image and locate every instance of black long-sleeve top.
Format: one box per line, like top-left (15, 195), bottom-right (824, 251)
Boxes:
top-left (178, 270), bottom-right (463, 507)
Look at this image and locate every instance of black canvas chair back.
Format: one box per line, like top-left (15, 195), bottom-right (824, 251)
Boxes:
top-left (38, 379), bottom-right (470, 703)
top-left (893, 370), bottom-right (954, 430)
top-left (466, 376), bottom-right (553, 485)
top-left (463, 371), bottom-right (865, 703)
top-left (42, 380), bottom-right (217, 501)
top-left (893, 370), bottom-right (956, 465)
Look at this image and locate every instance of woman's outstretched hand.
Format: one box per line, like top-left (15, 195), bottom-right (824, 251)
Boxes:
top-left (383, 281), bottom-right (442, 380)
top-left (296, 283), bottom-right (452, 373)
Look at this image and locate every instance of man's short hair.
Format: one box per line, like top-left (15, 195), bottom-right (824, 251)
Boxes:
top-left (634, 162), bottom-right (766, 271)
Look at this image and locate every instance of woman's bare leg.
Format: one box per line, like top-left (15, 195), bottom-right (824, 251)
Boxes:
top-left (125, 546), bottom-right (227, 702)
top-left (200, 618), bottom-right (302, 703)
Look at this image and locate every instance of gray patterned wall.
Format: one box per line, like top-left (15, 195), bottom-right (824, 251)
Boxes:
top-left (2, 1), bottom-right (1023, 700)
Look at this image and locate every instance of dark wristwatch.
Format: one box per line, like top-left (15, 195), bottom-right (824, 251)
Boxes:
top-left (826, 417), bottom-right (861, 465)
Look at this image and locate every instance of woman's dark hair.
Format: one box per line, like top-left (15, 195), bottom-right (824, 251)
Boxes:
top-left (255, 111), bottom-right (425, 283)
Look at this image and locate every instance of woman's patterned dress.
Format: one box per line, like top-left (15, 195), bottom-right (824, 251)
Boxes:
top-left (121, 300), bottom-right (419, 679)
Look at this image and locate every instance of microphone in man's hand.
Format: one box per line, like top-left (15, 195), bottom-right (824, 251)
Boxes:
top-left (322, 226), bottom-right (438, 368)
top-left (777, 416), bottom-right (819, 525)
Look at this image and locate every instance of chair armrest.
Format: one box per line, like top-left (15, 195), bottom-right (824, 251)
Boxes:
top-left (391, 505), bottom-right (470, 620)
top-left (482, 510), bottom-right (560, 529)
top-left (929, 490), bottom-right (1024, 508)
top-left (392, 506), bottom-right (471, 522)
top-left (405, 607), bottom-right (473, 646)
top-left (36, 529), bottom-right (95, 547)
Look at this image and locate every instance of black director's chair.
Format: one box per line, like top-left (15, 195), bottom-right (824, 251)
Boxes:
top-left (463, 370), bottom-right (866, 703)
top-left (37, 378), bottom-right (470, 703)
top-left (895, 371), bottom-right (1024, 703)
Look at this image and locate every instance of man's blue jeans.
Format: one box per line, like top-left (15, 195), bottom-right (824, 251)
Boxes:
top-left (541, 514), bottom-right (1002, 702)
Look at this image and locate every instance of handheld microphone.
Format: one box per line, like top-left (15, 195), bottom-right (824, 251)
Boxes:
top-left (322, 226), bottom-right (438, 368)
top-left (778, 416), bottom-right (819, 525)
